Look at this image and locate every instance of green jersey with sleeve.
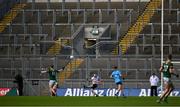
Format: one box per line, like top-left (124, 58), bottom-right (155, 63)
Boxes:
top-left (162, 62), bottom-right (173, 78)
top-left (48, 67), bottom-right (58, 81)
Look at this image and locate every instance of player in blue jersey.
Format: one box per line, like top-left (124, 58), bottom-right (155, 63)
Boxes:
top-left (111, 66), bottom-right (126, 97)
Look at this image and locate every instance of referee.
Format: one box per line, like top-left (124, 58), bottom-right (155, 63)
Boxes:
top-left (149, 73), bottom-right (159, 96)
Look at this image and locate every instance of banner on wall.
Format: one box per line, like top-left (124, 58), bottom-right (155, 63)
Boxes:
top-left (0, 88), bottom-right (18, 96)
top-left (57, 88), bottom-right (180, 96)
top-left (0, 88), bottom-right (11, 96)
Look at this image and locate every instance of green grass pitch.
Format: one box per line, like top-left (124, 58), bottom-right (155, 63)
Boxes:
top-left (0, 96), bottom-right (180, 106)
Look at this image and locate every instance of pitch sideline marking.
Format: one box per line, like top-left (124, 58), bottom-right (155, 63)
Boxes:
top-left (0, 106), bottom-right (179, 107)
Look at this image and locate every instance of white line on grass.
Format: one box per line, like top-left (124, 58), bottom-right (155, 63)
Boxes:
top-left (0, 106), bottom-right (179, 107)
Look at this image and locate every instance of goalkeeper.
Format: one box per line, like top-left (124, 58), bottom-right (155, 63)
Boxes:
top-left (157, 54), bottom-right (179, 103)
top-left (41, 65), bottom-right (65, 96)
top-left (83, 74), bottom-right (101, 97)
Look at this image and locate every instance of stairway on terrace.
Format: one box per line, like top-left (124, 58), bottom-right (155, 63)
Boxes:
top-left (125, 4), bottom-right (180, 56)
top-left (0, 3), bottom-right (26, 33)
top-left (112, 0), bottom-right (162, 55)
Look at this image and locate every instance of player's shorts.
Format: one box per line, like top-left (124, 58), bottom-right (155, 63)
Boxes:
top-left (163, 77), bottom-right (170, 84)
top-left (116, 81), bottom-right (123, 85)
top-left (91, 84), bottom-right (98, 89)
top-left (49, 80), bottom-right (58, 87)
top-left (163, 77), bottom-right (173, 87)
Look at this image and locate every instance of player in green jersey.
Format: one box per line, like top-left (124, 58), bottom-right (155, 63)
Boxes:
top-left (157, 55), bottom-right (179, 103)
top-left (41, 65), bottom-right (65, 96)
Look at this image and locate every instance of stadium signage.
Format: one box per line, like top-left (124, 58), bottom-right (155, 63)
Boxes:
top-left (57, 88), bottom-right (180, 96)
top-left (139, 89), bottom-right (179, 96)
top-left (0, 88), bottom-right (11, 96)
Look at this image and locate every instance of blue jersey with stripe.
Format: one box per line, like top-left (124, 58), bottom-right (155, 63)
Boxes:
top-left (111, 70), bottom-right (122, 83)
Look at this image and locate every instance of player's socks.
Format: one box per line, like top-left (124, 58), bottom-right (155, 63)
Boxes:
top-left (52, 93), bottom-right (56, 96)
top-left (156, 98), bottom-right (163, 103)
top-left (95, 94), bottom-right (99, 97)
top-left (163, 97), bottom-right (168, 103)
top-left (115, 91), bottom-right (119, 97)
top-left (121, 93), bottom-right (126, 98)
